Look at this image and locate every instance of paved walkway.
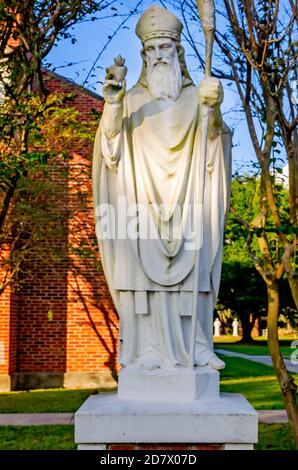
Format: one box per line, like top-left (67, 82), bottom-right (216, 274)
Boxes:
top-left (0, 350), bottom-right (295, 427)
top-left (215, 348), bottom-right (298, 374)
top-left (0, 413), bottom-right (74, 425)
top-left (0, 410), bottom-right (289, 425)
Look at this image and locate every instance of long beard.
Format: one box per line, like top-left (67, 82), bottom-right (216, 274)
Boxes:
top-left (146, 54), bottom-right (182, 101)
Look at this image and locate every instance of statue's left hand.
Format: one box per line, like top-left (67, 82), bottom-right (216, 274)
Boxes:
top-left (198, 77), bottom-right (223, 107)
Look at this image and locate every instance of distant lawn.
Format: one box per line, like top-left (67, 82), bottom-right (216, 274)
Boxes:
top-left (0, 388), bottom-right (116, 413)
top-left (214, 336), bottom-right (297, 344)
top-left (215, 341), bottom-right (294, 357)
top-left (213, 336), bottom-right (241, 343)
top-left (0, 424), bottom-right (294, 450)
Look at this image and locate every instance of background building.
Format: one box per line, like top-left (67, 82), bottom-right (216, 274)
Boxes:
top-left (0, 71), bottom-right (119, 392)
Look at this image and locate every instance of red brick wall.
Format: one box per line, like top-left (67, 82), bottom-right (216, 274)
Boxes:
top-left (0, 286), bottom-right (11, 375)
top-left (9, 290), bottom-right (17, 375)
top-left (1, 71), bottom-right (119, 385)
top-left (17, 265), bottom-right (68, 373)
top-left (66, 148), bottom-right (118, 374)
top-left (0, 285), bottom-right (17, 380)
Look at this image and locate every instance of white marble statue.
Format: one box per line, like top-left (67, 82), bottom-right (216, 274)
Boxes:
top-left (93, 5), bottom-right (231, 372)
top-left (214, 318), bottom-right (221, 337)
top-left (233, 318), bottom-right (239, 337)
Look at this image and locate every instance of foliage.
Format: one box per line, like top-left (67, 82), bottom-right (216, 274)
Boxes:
top-left (0, 1), bottom-right (117, 293)
top-left (219, 176), bottom-right (297, 339)
top-left (0, 91), bottom-right (98, 294)
top-left (224, 176), bottom-right (260, 264)
top-left (164, 0), bottom-right (298, 303)
top-left (167, 0), bottom-right (298, 442)
top-left (216, 0), bottom-right (298, 440)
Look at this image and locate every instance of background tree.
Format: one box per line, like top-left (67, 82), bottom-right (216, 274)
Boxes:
top-left (219, 176), bottom-right (297, 341)
top-left (216, 1), bottom-right (298, 445)
top-left (0, 1), bottom-right (124, 291)
top-left (0, 91), bottom-right (99, 294)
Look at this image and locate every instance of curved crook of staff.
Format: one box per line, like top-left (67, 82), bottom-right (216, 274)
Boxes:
top-left (189, 0), bottom-right (215, 367)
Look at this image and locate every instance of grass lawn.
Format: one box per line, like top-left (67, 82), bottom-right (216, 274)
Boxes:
top-left (0, 356), bottom-right (296, 414)
top-left (0, 425), bottom-right (75, 450)
top-left (0, 424), bottom-right (294, 450)
top-left (257, 424), bottom-right (296, 450)
top-left (219, 356), bottom-right (298, 409)
top-left (215, 340), bottom-right (295, 357)
top-left (0, 388), bottom-right (116, 413)
top-left (220, 356), bottom-right (275, 378)
top-left (221, 376), bottom-right (295, 409)
top-left (0, 358), bottom-right (296, 412)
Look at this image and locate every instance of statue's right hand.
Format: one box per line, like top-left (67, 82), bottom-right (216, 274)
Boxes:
top-left (102, 78), bottom-right (126, 105)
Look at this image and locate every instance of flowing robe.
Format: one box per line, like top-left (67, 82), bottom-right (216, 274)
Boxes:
top-left (93, 78), bottom-right (231, 368)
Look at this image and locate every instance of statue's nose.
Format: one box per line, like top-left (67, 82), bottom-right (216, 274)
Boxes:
top-left (154, 47), bottom-right (162, 60)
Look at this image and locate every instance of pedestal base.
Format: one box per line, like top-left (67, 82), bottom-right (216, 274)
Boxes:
top-left (75, 392), bottom-right (258, 450)
top-left (118, 366), bottom-right (219, 401)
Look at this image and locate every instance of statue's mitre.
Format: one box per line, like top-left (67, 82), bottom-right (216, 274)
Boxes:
top-left (135, 5), bottom-right (183, 43)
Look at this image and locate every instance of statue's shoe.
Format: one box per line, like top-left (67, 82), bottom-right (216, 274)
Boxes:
top-left (140, 358), bottom-right (161, 370)
top-left (207, 354), bottom-right (225, 370)
top-left (137, 351), bottom-right (162, 370)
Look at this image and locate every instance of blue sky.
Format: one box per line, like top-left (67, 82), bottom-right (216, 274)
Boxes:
top-left (46, 0), bottom-right (255, 174)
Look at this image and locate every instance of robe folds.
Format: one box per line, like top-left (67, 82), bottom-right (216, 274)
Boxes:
top-left (93, 78), bottom-right (232, 368)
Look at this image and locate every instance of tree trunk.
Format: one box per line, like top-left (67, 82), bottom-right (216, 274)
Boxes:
top-left (286, 274), bottom-right (298, 311)
top-left (239, 312), bottom-right (255, 343)
top-left (267, 280), bottom-right (298, 448)
top-left (0, 176), bottom-right (18, 234)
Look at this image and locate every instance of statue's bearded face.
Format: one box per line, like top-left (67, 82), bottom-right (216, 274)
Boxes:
top-left (143, 37), bottom-right (182, 101)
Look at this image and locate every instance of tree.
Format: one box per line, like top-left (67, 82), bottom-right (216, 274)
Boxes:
top-left (0, 1), bottom-right (122, 291)
top-left (162, 0), bottom-right (298, 445)
top-left (0, 90), bottom-right (100, 294)
top-left (216, 1), bottom-right (298, 445)
top-left (219, 176), bottom-right (297, 342)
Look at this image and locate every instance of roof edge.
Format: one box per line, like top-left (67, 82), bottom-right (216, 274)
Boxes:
top-left (42, 68), bottom-right (103, 102)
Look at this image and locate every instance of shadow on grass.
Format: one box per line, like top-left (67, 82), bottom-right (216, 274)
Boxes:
top-left (216, 341), bottom-right (294, 357)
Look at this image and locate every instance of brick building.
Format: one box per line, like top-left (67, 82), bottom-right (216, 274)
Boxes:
top-left (0, 71), bottom-right (119, 391)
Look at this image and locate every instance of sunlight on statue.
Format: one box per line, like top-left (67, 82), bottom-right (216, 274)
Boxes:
top-left (93, 5), bottom-right (231, 374)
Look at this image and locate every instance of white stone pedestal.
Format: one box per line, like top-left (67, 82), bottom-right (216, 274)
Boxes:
top-left (118, 366), bottom-right (219, 401)
top-left (75, 392), bottom-right (258, 450)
